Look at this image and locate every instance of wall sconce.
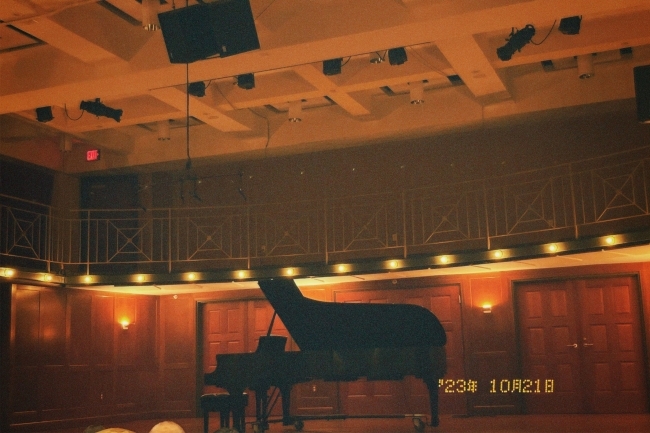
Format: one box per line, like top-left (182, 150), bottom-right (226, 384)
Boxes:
top-left (120, 320), bottom-right (131, 330)
top-left (482, 304), bottom-right (492, 314)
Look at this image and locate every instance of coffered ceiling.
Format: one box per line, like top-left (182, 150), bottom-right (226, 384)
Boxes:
top-left (1, 0), bottom-right (650, 173)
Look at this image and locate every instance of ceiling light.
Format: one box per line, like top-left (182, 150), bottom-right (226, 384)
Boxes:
top-left (288, 100), bottom-right (302, 122)
top-left (496, 24), bottom-right (536, 61)
top-left (559, 16), bottom-right (581, 35)
top-left (577, 54), bottom-right (594, 79)
top-left (80, 99), bottom-right (122, 122)
top-left (157, 120), bottom-right (170, 141)
top-left (36, 106), bottom-right (53, 123)
top-left (323, 58), bottom-right (343, 75)
top-left (388, 47), bottom-right (407, 65)
top-left (237, 73), bottom-right (255, 90)
top-left (142, 0), bottom-right (160, 31)
top-left (188, 81), bottom-right (206, 97)
top-left (409, 81), bottom-right (424, 104)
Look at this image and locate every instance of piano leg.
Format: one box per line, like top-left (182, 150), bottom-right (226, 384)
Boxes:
top-left (279, 385), bottom-right (292, 426)
top-left (426, 379), bottom-right (440, 427)
top-left (254, 386), bottom-right (270, 431)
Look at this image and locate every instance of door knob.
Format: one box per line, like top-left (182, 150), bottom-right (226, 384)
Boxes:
top-left (566, 343), bottom-right (578, 348)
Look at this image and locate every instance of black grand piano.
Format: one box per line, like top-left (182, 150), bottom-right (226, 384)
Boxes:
top-left (204, 278), bottom-right (447, 431)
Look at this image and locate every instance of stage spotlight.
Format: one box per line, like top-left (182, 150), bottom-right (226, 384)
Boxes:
top-left (496, 24), bottom-right (536, 61)
top-left (323, 58), bottom-right (342, 75)
top-left (188, 81), bottom-right (206, 97)
top-left (559, 16), bottom-right (581, 35)
top-left (388, 47), bottom-right (407, 65)
top-left (36, 106), bottom-right (53, 123)
top-left (237, 73), bottom-right (255, 90)
top-left (79, 99), bottom-right (123, 122)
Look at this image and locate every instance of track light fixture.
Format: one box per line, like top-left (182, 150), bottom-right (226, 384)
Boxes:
top-left (409, 81), bottom-right (424, 104)
top-left (35, 106), bottom-right (53, 123)
top-left (496, 24), bottom-right (536, 61)
top-left (388, 47), bottom-right (407, 65)
top-left (288, 100), bottom-right (302, 122)
top-left (559, 16), bottom-right (581, 35)
top-left (188, 81), bottom-right (206, 97)
top-left (323, 58), bottom-right (343, 75)
top-left (141, 0), bottom-right (160, 31)
top-left (576, 54), bottom-right (594, 79)
top-left (237, 73), bottom-right (255, 90)
top-left (79, 99), bottom-right (122, 122)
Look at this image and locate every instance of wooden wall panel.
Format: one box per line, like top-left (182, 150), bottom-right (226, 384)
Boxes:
top-left (92, 295), bottom-right (114, 366)
top-left (69, 292), bottom-right (92, 366)
top-left (162, 295), bottom-right (194, 365)
top-left (13, 288), bottom-right (40, 366)
top-left (40, 290), bottom-right (66, 366)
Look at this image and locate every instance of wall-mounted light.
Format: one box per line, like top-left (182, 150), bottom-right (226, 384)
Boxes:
top-left (236, 270), bottom-right (247, 279)
top-left (186, 272), bottom-right (197, 281)
top-left (438, 255), bottom-right (450, 264)
top-left (492, 250), bottom-right (504, 259)
top-left (135, 274), bottom-right (146, 283)
top-left (42, 274), bottom-right (53, 282)
top-left (83, 275), bottom-right (93, 284)
top-left (547, 243), bottom-right (558, 253)
top-left (482, 304), bottom-right (492, 314)
top-left (1, 268), bottom-right (16, 278)
top-left (120, 319), bottom-right (131, 330)
top-left (285, 268), bottom-right (295, 276)
top-left (388, 260), bottom-right (399, 269)
top-left (336, 264), bottom-right (348, 273)
top-left (604, 235), bottom-right (616, 246)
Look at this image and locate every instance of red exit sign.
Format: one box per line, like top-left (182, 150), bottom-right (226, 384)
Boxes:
top-left (86, 149), bottom-right (101, 161)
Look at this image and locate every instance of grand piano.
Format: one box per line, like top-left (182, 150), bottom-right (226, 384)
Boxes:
top-left (204, 278), bottom-right (447, 431)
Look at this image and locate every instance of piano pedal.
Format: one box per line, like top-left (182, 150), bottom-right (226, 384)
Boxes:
top-left (293, 420), bottom-right (304, 432)
top-left (412, 417), bottom-right (425, 432)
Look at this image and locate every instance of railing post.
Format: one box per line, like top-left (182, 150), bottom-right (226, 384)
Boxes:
top-left (402, 190), bottom-right (407, 259)
top-left (46, 206), bottom-right (52, 273)
top-left (85, 210), bottom-right (90, 275)
top-left (569, 164), bottom-right (579, 239)
top-left (168, 208), bottom-right (172, 273)
top-left (324, 198), bottom-right (329, 265)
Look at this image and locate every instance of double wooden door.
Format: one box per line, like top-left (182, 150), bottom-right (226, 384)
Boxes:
top-left (516, 277), bottom-right (648, 413)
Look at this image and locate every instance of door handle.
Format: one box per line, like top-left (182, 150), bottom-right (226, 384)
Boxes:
top-left (583, 343), bottom-right (594, 347)
top-left (566, 343), bottom-right (577, 348)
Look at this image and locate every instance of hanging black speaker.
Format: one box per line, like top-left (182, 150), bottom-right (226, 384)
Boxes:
top-left (634, 65), bottom-right (650, 124)
top-left (158, 0), bottom-right (260, 64)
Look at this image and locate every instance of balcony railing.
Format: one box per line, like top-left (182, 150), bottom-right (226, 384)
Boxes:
top-left (3, 147), bottom-right (650, 276)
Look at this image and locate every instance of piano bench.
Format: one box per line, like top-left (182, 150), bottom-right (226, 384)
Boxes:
top-left (200, 392), bottom-right (248, 433)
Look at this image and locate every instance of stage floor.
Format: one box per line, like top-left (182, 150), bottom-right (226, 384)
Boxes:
top-left (27, 414), bottom-right (650, 433)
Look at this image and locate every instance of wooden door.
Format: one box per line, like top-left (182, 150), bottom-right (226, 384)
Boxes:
top-left (578, 277), bottom-right (648, 413)
top-left (401, 285), bottom-right (465, 415)
top-left (202, 301), bottom-right (247, 395)
top-left (516, 277), bottom-right (648, 413)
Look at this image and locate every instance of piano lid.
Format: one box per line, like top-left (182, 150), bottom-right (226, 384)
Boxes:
top-left (258, 278), bottom-right (446, 351)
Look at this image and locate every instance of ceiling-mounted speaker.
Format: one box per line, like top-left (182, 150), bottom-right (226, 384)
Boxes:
top-left (158, 0), bottom-right (260, 64)
top-left (634, 65), bottom-right (650, 123)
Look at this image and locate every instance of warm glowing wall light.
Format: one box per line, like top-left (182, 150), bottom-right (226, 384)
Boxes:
top-left (83, 275), bottom-right (93, 284)
top-left (42, 274), bottom-right (53, 282)
top-left (388, 260), bottom-right (399, 269)
top-left (236, 270), bottom-right (247, 279)
top-left (336, 264), bottom-right (347, 273)
top-left (3, 268), bottom-right (16, 277)
top-left (186, 272), bottom-right (197, 281)
top-left (120, 320), bottom-right (130, 330)
top-left (605, 236), bottom-right (615, 245)
top-left (439, 255), bottom-right (450, 264)
top-left (135, 274), bottom-right (145, 283)
top-left (547, 243), bottom-right (558, 253)
top-left (285, 268), bottom-right (295, 276)
top-left (482, 304), bottom-right (492, 314)
top-left (492, 250), bottom-right (503, 259)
